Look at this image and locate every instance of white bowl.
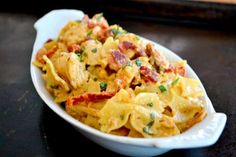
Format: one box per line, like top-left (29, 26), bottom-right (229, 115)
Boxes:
top-left (30, 9), bottom-right (227, 156)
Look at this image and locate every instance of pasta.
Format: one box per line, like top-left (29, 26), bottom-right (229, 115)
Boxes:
top-left (33, 13), bottom-right (206, 138)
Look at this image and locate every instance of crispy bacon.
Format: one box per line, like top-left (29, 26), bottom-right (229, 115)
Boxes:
top-left (67, 44), bottom-right (81, 52)
top-left (164, 64), bottom-right (186, 76)
top-left (36, 46), bottom-right (57, 64)
top-left (67, 92), bottom-right (115, 106)
top-left (146, 43), bottom-right (169, 69)
top-left (118, 41), bottom-right (136, 52)
top-left (140, 66), bottom-right (158, 83)
top-left (134, 47), bottom-right (147, 58)
top-left (118, 41), bottom-right (147, 58)
top-left (82, 14), bottom-right (109, 30)
top-left (108, 50), bottom-right (129, 71)
top-left (176, 66), bottom-right (185, 76)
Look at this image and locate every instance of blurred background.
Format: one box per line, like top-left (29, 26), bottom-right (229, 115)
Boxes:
top-left (1, 0), bottom-right (236, 29)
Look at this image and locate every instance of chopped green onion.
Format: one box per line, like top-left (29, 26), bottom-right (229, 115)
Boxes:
top-left (159, 85), bottom-right (167, 93)
top-left (147, 102), bottom-right (153, 107)
top-left (75, 52), bottom-right (81, 57)
top-left (159, 66), bottom-right (165, 73)
top-left (135, 59), bottom-right (142, 67)
top-left (127, 61), bottom-right (133, 67)
top-left (143, 121), bottom-right (154, 135)
top-left (96, 13), bottom-right (103, 22)
top-left (91, 48), bottom-right (97, 53)
top-left (76, 20), bottom-right (81, 24)
top-left (111, 26), bottom-right (127, 37)
top-left (87, 30), bottom-right (93, 36)
top-left (100, 82), bottom-right (107, 92)
top-left (171, 78), bottom-right (180, 86)
top-left (75, 52), bottom-right (83, 62)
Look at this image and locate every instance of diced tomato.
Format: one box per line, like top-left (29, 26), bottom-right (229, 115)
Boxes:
top-left (164, 68), bottom-right (173, 73)
top-left (36, 46), bottom-right (57, 64)
top-left (164, 64), bottom-right (185, 76)
top-left (67, 92), bottom-right (115, 106)
top-left (175, 65), bottom-right (186, 76)
top-left (67, 44), bottom-right (81, 52)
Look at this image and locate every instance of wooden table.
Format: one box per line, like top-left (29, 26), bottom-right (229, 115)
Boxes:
top-left (0, 10), bottom-right (235, 156)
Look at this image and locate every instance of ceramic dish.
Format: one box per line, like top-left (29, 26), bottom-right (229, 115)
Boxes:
top-left (30, 9), bottom-right (227, 156)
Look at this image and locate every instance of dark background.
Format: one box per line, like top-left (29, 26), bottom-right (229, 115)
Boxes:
top-left (0, 1), bottom-right (235, 156)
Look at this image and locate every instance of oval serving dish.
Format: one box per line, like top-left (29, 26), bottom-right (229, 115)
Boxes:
top-left (30, 9), bottom-right (227, 157)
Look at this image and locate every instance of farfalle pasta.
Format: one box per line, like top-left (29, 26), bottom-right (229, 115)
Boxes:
top-left (33, 13), bottom-right (206, 138)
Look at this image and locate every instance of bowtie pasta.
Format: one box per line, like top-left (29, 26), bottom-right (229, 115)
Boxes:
top-left (34, 13), bottom-right (206, 138)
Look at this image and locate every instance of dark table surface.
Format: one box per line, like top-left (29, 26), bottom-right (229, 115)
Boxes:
top-left (0, 12), bottom-right (235, 157)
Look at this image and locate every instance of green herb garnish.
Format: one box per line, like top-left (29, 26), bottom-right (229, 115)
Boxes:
top-left (159, 85), bottom-right (167, 93)
top-left (100, 82), bottom-right (107, 92)
top-left (75, 52), bottom-right (83, 62)
top-left (91, 48), bottom-right (97, 53)
top-left (111, 26), bottom-right (127, 37)
top-left (76, 20), bottom-right (81, 24)
top-left (135, 59), bottom-right (142, 67)
top-left (171, 78), bottom-right (180, 86)
top-left (96, 13), bottom-right (103, 22)
top-left (87, 30), bottom-right (93, 36)
top-left (159, 66), bottom-right (165, 73)
top-left (147, 102), bottom-right (153, 107)
top-left (143, 121), bottom-right (154, 135)
top-left (127, 61), bottom-right (133, 67)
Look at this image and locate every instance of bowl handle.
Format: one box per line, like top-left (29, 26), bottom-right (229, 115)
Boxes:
top-left (153, 112), bottom-right (227, 148)
top-left (32, 9), bottom-right (84, 54)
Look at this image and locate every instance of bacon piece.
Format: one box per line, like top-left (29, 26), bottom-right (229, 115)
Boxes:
top-left (36, 46), bottom-right (57, 64)
top-left (146, 43), bottom-right (169, 69)
top-left (88, 21), bottom-right (96, 29)
top-left (82, 14), bottom-right (109, 30)
top-left (67, 44), bottom-right (81, 52)
top-left (174, 65), bottom-right (186, 76)
top-left (164, 64), bottom-right (186, 76)
top-left (140, 66), bottom-right (158, 83)
top-left (134, 47), bottom-right (147, 58)
top-left (118, 41), bottom-right (147, 58)
top-left (108, 50), bottom-right (129, 71)
top-left (118, 41), bottom-right (136, 52)
top-left (67, 92), bottom-right (115, 106)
